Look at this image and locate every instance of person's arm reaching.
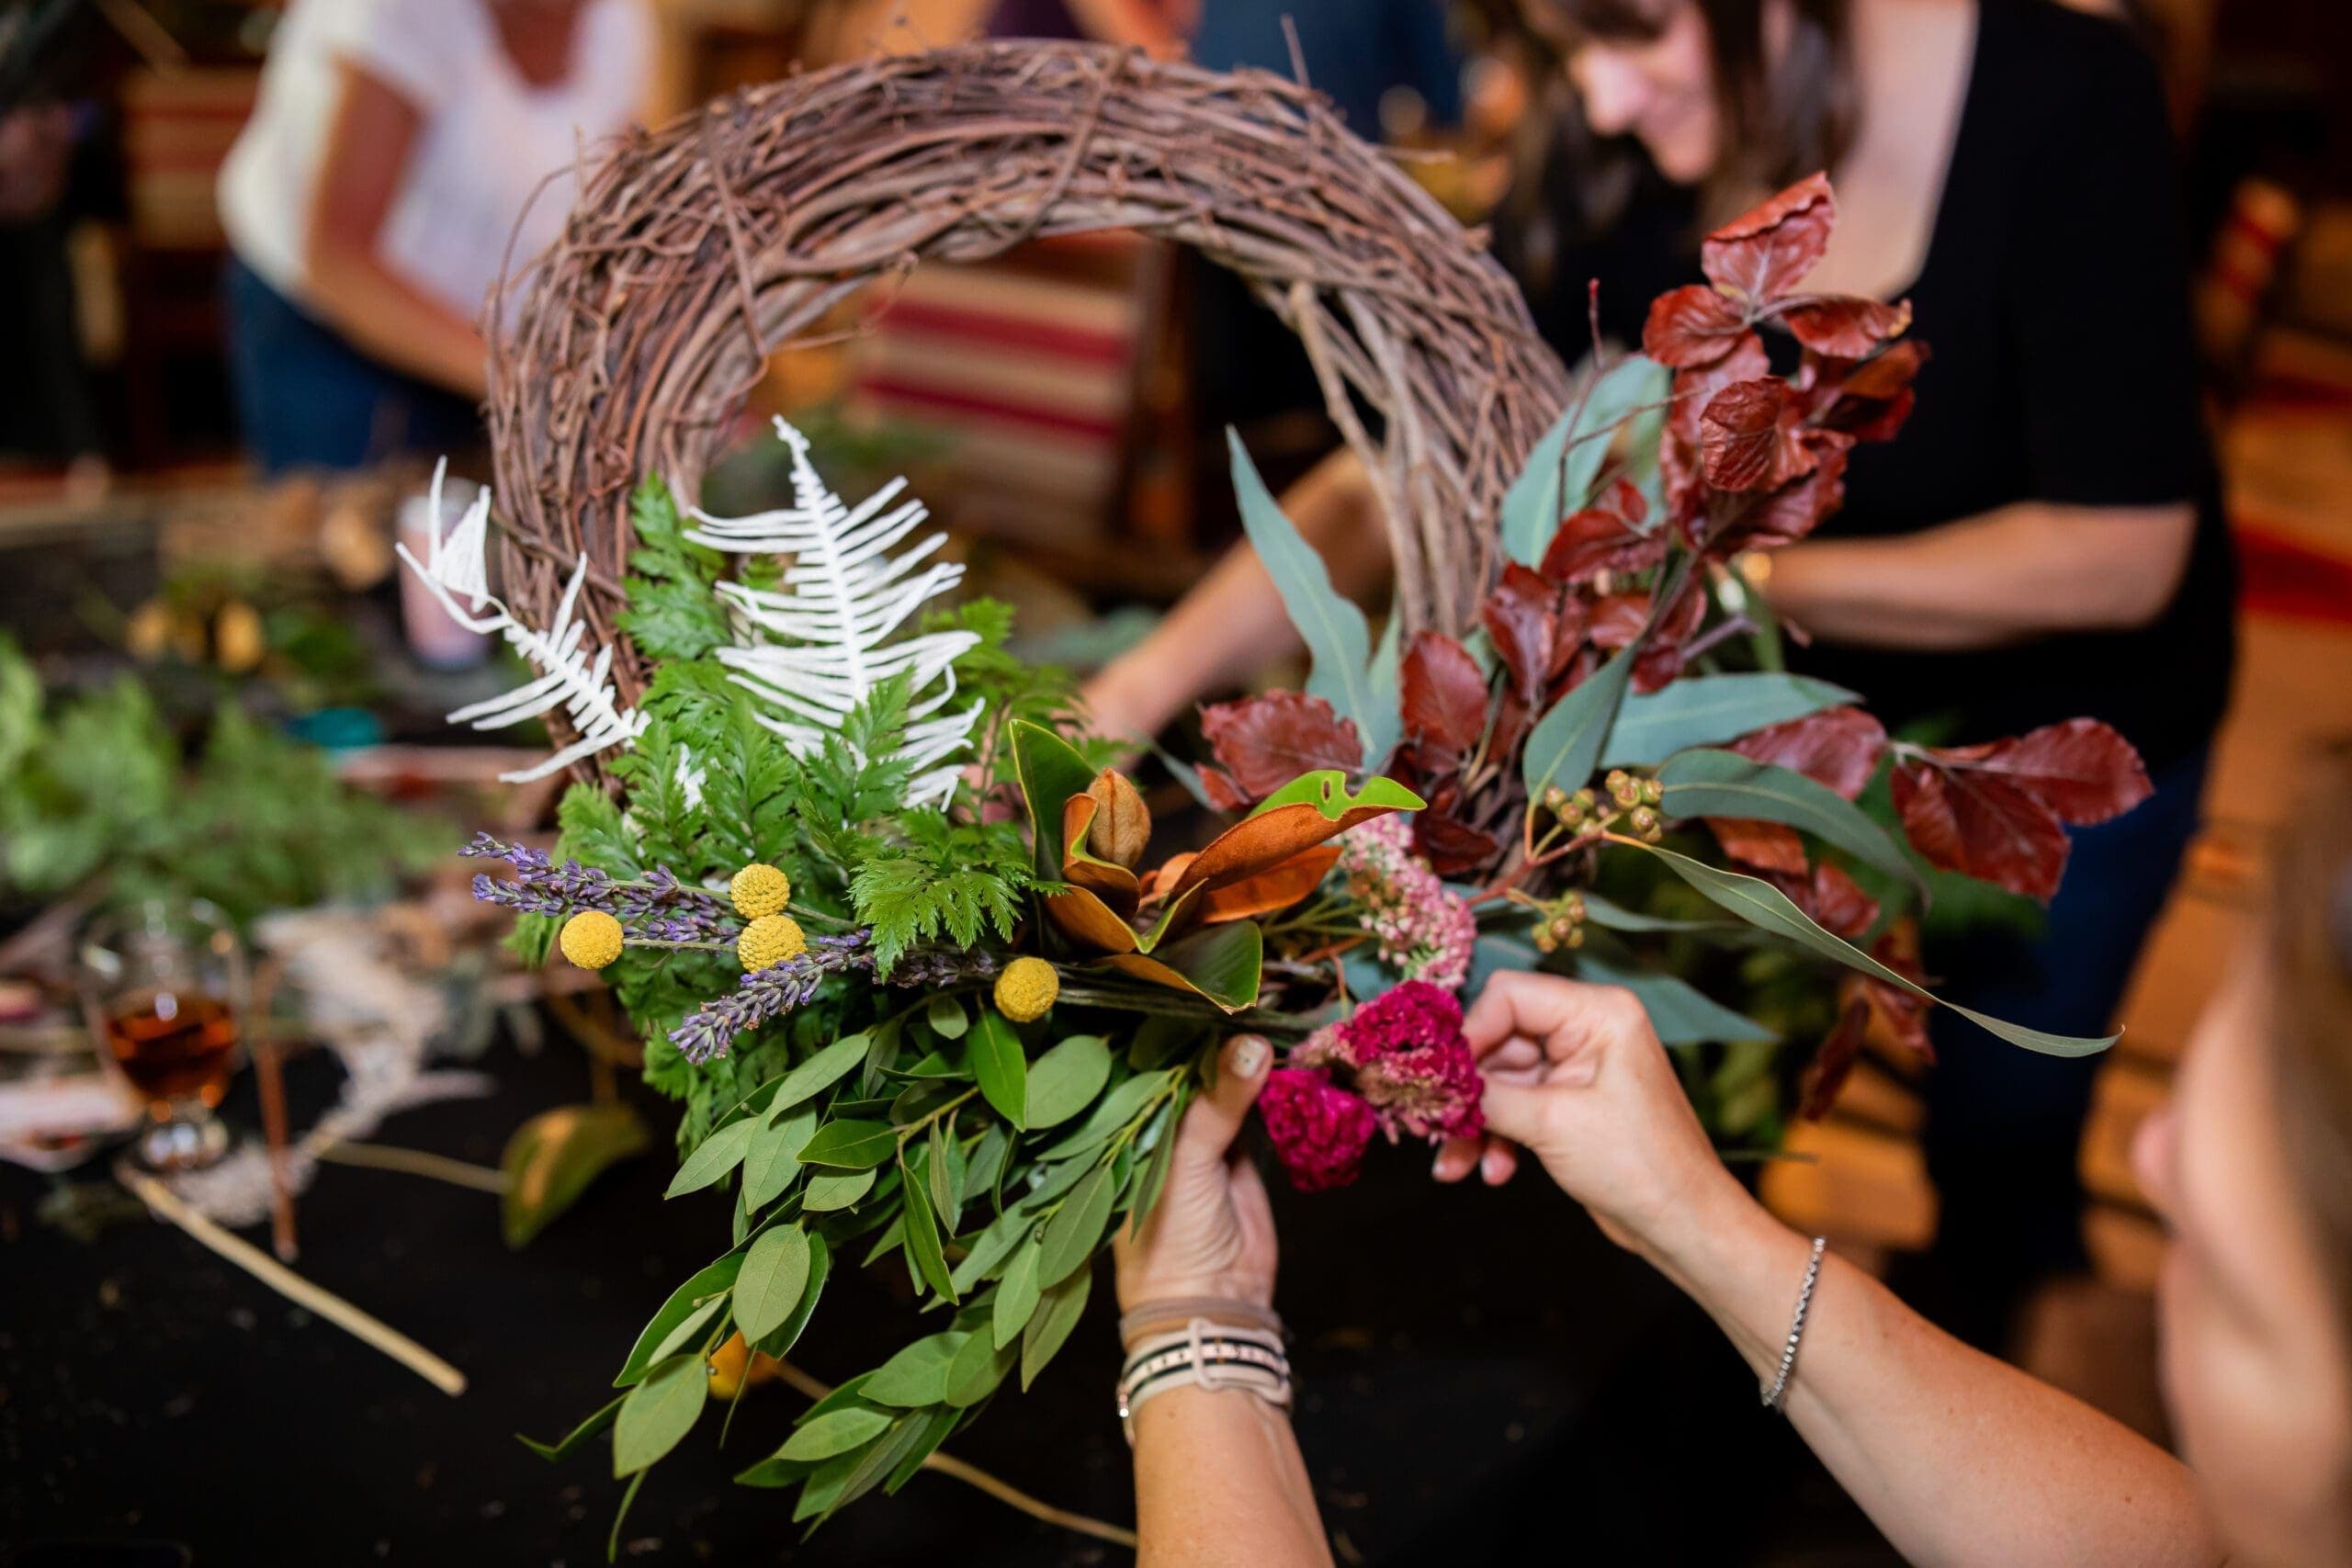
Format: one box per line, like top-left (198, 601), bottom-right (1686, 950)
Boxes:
top-left (1763, 498), bottom-right (2194, 650)
top-left (1436, 973), bottom-right (2222, 1568)
top-left (1114, 1035), bottom-right (1331, 1568)
top-left (1084, 447), bottom-right (1387, 741)
top-left (302, 62), bottom-right (492, 399)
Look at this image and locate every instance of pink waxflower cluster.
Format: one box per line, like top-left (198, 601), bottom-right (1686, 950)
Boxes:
top-left (1261, 981), bottom-right (1486, 1191)
top-left (1336, 816), bottom-right (1476, 990)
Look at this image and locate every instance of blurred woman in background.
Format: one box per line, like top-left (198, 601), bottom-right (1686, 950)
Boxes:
top-left (217, 0), bottom-right (649, 471)
top-left (1089, 0), bottom-right (2237, 1348)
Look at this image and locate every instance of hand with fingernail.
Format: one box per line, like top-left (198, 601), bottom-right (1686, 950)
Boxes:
top-left (1113, 1033), bottom-right (1279, 1341)
top-left (1432, 972), bottom-right (1746, 1268)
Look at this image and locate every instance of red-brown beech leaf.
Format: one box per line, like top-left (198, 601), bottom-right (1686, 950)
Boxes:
top-left (1706, 433), bottom-right (1850, 553)
top-left (1663, 335), bottom-right (1771, 526)
top-left (1700, 173), bottom-right (1834, 303)
top-left (1779, 295), bottom-right (1914, 357)
top-left (1838, 338), bottom-right (1931, 401)
top-left (1400, 631), bottom-right (1491, 760)
top-left (1586, 591), bottom-right (1651, 650)
top-left (1707, 818), bottom-right (1808, 874)
top-left (1480, 565), bottom-right (1559, 705)
top-left (1891, 719), bottom-right (2152, 900)
top-left (1630, 581), bottom-right (1710, 693)
top-left (1730, 706), bottom-right (1888, 800)
top-left (1413, 808), bottom-right (1504, 878)
top-left (1541, 479), bottom-right (1661, 583)
top-left (1643, 285), bottom-right (1753, 368)
top-left (1699, 379), bottom-right (1815, 492)
top-left (1800, 995), bottom-right (1871, 1121)
top-left (1199, 691), bottom-right (1366, 799)
top-left (1195, 763), bottom-right (1252, 813)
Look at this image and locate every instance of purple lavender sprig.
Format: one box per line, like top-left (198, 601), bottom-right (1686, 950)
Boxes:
top-left (464, 833), bottom-right (737, 942)
top-left (668, 933), bottom-right (1008, 1065)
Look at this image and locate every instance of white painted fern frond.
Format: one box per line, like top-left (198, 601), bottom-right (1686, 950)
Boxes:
top-left (687, 418), bottom-right (982, 807)
top-left (393, 463), bottom-right (649, 784)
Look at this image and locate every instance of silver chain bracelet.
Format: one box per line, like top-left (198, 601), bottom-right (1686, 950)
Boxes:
top-left (1761, 1235), bottom-right (1827, 1411)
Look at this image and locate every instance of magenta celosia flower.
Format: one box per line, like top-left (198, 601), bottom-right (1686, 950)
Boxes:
top-left (1331, 981), bottom-right (1486, 1144)
top-left (1258, 1066), bottom-right (1378, 1192)
top-left (1336, 816), bottom-right (1476, 989)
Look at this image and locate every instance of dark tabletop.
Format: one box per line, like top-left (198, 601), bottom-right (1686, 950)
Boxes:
top-left (1, 1035), bottom-right (1893, 1567)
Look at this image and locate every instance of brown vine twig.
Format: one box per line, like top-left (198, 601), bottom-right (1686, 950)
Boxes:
top-left (480, 41), bottom-right (1574, 773)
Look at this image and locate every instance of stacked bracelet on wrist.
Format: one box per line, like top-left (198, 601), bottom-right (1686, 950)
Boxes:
top-left (1115, 1301), bottom-right (1292, 1445)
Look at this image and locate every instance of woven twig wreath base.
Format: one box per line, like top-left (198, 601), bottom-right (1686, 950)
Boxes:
top-left (488, 39), bottom-right (1569, 712)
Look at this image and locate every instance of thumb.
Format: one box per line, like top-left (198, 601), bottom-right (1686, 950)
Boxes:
top-left (1479, 1078), bottom-right (1554, 1153)
top-left (1172, 1034), bottom-right (1272, 1171)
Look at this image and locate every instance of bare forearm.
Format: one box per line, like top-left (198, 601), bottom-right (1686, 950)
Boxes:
top-left (1133, 1388), bottom-right (1331, 1568)
top-left (1764, 502), bottom-right (2193, 650)
top-left (1652, 1180), bottom-right (2218, 1568)
top-left (305, 247), bottom-right (490, 399)
top-left (1088, 448), bottom-right (1386, 739)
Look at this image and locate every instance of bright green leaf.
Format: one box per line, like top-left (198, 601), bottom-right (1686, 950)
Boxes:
top-left (779, 1407), bottom-right (891, 1463)
top-left (1036, 1165), bottom-right (1114, 1286)
top-left (862, 1331), bottom-right (968, 1407)
top-left (968, 1011), bottom-right (1027, 1128)
top-left (1023, 1036), bottom-right (1112, 1130)
top-left (1501, 355), bottom-right (1668, 566)
top-left (796, 1119), bottom-right (897, 1169)
top-left (925, 994), bottom-right (968, 1040)
top-left (1657, 750), bottom-right (1917, 887)
top-left (616, 1254), bottom-right (741, 1387)
top-left (733, 1224), bottom-right (814, 1344)
top-left (612, 1352), bottom-right (705, 1476)
top-left (944, 1325), bottom-right (1018, 1409)
top-left (802, 1169), bottom-right (876, 1212)
top-left (1021, 1267), bottom-right (1092, 1391)
top-left (899, 1151), bottom-right (958, 1304)
top-left (992, 1244), bottom-right (1042, 1350)
top-left (1522, 644), bottom-right (1638, 802)
top-left (1603, 674), bottom-right (1857, 766)
top-left (741, 1108), bottom-right (817, 1212)
top-left (664, 1117), bottom-right (757, 1198)
top-left (1227, 429), bottom-right (1379, 740)
top-left (770, 1033), bottom-right (871, 1118)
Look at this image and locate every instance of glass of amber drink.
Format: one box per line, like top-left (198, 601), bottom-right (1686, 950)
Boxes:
top-left (78, 898), bottom-right (247, 1171)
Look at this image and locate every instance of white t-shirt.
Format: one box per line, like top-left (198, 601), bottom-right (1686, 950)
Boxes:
top-left (219, 0), bottom-right (648, 326)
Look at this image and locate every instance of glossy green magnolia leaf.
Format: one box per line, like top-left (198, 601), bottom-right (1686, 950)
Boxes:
top-left (1634, 843), bottom-right (2117, 1056)
top-left (797, 1119), bottom-right (898, 1169)
top-left (1037, 1164), bottom-right (1115, 1287)
top-left (613, 1352), bottom-right (705, 1476)
top-left (664, 1116), bottom-right (758, 1199)
top-left (1573, 951), bottom-right (1778, 1046)
top-left (992, 1243), bottom-right (1043, 1350)
top-left (1501, 354), bottom-right (1669, 567)
top-left (779, 1407), bottom-right (891, 1463)
top-left (1603, 674), bottom-right (1857, 766)
top-left (863, 1331), bottom-right (969, 1407)
top-left (1657, 750), bottom-right (1917, 887)
top-left (500, 1101), bottom-right (649, 1247)
top-left (518, 1393), bottom-right (625, 1463)
top-left (616, 1254), bottom-right (741, 1387)
top-left (1522, 644), bottom-right (1638, 801)
top-left (770, 1033), bottom-right (872, 1118)
top-left (1023, 1035), bottom-right (1112, 1130)
top-left (1248, 768), bottom-right (1425, 822)
top-left (1102, 920), bottom-right (1262, 1013)
top-left (1228, 429), bottom-right (1379, 740)
top-left (1011, 720), bottom-right (1099, 879)
top-left (968, 1010), bottom-right (1028, 1128)
top-left (1021, 1267), bottom-right (1092, 1391)
top-left (733, 1224), bottom-right (814, 1344)
top-left (741, 1107), bottom-right (817, 1213)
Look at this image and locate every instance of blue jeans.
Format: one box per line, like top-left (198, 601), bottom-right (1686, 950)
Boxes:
top-left (221, 256), bottom-right (481, 473)
top-left (1917, 747), bottom-right (2210, 1326)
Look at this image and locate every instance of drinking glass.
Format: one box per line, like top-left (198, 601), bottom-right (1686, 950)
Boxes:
top-left (78, 898), bottom-right (246, 1171)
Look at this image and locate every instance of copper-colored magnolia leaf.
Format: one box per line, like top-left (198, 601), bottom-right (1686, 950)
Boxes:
top-left (1730, 706), bottom-right (1888, 800)
top-left (1642, 285), bottom-right (1752, 368)
top-left (1199, 691), bottom-right (1365, 800)
top-left (1193, 845), bottom-right (1342, 924)
top-left (1042, 885), bottom-right (1141, 953)
top-left (1401, 630), bottom-right (1490, 758)
top-left (1700, 172), bottom-right (1834, 302)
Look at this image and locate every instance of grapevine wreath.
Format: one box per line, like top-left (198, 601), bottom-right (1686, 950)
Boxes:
top-left (410, 39), bottom-right (2154, 1547)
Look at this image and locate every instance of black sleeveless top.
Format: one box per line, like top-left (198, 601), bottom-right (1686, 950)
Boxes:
top-left (1519, 0), bottom-right (2235, 768)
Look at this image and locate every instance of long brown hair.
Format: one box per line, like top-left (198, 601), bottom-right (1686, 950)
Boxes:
top-left (1467, 0), bottom-right (1858, 293)
top-left (2273, 746), bottom-right (2352, 1341)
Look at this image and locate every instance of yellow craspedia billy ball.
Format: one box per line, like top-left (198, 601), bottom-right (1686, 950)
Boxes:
top-left (559, 910), bottom-right (625, 970)
top-left (737, 913), bottom-right (808, 973)
top-left (994, 957), bottom-right (1059, 1023)
top-left (729, 863), bottom-right (791, 919)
